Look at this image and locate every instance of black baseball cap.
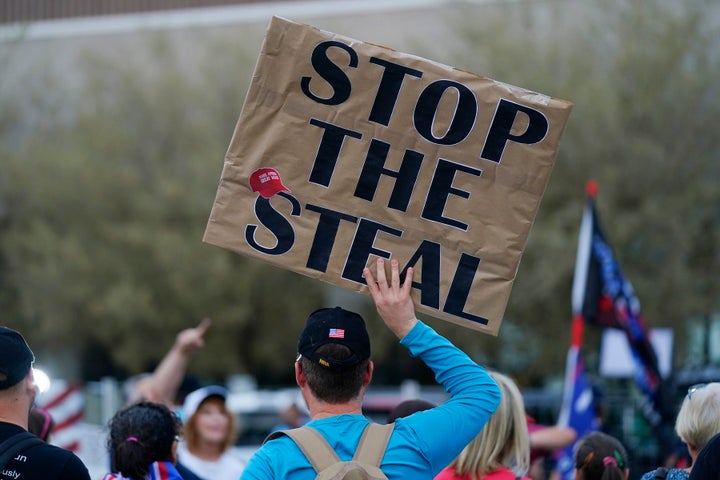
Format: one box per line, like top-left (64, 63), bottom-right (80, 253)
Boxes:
top-left (0, 327), bottom-right (35, 390)
top-left (297, 307), bottom-right (370, 369)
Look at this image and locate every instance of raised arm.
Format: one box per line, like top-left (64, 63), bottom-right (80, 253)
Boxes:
top-left (530, 424), bottom-right (577, 451)
top-left (366, 258), bottom-right (501, 475)
top-left (135, 318), bottom-right (211, 406)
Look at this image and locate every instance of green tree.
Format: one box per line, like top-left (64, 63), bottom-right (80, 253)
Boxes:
top-left (0, 32), bottom-right (324, 382)
top-left (430, 0), bottom-right (720, 382)
top-left (1, 0), bottom-right (718, 387)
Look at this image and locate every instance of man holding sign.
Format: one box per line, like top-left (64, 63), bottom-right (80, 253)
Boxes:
top-left (241, 258), bottom-right (501, 479)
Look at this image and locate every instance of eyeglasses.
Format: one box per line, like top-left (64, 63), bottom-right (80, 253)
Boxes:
top-left (296, 353), bottom-right (302, 362)
top-left (687, 383), bottom-right (707, 399)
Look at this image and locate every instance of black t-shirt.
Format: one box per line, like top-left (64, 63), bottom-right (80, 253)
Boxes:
top-left (0, 422), bottom-right (90, 480)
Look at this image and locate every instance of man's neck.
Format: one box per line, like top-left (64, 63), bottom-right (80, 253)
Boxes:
top-left (310, 403), bottom-right (363, 420)
top-left (0, 377), bottom-right (33, 430)
top-left (299, 376), bottom-right (369, 421)
top-left (0, 408), bottom-right (30, 430)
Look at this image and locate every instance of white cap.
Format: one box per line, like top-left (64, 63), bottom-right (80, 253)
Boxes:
top-left (182, 385), bottom-right (228, 419)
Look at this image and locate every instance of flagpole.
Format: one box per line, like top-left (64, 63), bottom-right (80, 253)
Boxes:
top-left (555, 182), bottom-right (602, 480)
top-left (560, 179), bottom-right (595, 427)
top-left (571, 180), bottom-right (597, 318)
top-left (560, 181), bottom-right (597, 427)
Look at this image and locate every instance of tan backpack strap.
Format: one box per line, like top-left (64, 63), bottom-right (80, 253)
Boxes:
top-left (282, 426), bottom-right (340, 472)
top-left (353, 423), bottom-right (395, 466)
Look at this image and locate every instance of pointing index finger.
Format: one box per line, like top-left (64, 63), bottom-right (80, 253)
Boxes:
top-left (196, 318), bottom-right (212, 335)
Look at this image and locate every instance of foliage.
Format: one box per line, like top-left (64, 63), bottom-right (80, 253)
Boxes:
top-left (433, 0), bottom-right (720, 382)
top-left (0, 0), bottom-right (718, 385)
top-left (0, 30), bottom-right (324, 381)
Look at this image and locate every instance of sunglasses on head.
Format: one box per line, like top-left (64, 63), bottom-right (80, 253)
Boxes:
top-left (687, 383), bottom-right (707, 399)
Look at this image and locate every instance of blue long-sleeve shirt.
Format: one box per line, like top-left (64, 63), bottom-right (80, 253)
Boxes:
top-left (241, 320), bottom-right (501, 480)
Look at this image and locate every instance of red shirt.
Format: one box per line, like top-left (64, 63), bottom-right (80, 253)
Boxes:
top-left (435, 466), bottom-right (530, 480)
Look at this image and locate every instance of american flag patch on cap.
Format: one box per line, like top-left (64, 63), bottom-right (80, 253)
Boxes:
top-left (328, 328), bottom-right (345, 338)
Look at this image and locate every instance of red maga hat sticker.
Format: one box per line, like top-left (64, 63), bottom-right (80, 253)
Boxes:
top-left (249, 167), bottom-right (291, 199)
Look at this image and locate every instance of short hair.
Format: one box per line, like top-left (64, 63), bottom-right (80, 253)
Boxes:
top-left (675, 382), bottom-right (720, 450)
top-left (450, 371), bottom-right (530, 477)
top-left (183, 396), bottom-right (237, 453)
top-left (107, 402), bottom-right (180, 479)
top-left (574, 431), bottom-right (628, 480)
top-left (300, 343), bottom-right (368, 404)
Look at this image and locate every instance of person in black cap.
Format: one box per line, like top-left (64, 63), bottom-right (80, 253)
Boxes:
top-left (0, 326), bottom-right (91, 479)
top-left (241, 258), bottom-right (501, 480)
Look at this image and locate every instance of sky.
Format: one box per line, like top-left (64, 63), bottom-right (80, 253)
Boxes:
top-left (0, 0), bottom-right (510, 41)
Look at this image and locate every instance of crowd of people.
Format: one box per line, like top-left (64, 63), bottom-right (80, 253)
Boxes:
top-left (3, 260), bottom-right (720, 480)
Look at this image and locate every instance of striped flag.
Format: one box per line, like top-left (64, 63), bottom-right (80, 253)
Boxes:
top-left (328, 328), bottom-right (345, 338)
top-left (36, 380), bottom-right (85, 452)
top-left (149, 461), bottom-right (184, 480)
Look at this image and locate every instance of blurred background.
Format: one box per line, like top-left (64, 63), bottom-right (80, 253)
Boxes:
top-left (1, 0), bottom-right (719, 477)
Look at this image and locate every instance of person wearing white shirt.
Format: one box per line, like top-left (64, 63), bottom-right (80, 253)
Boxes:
top-left (177, 386), bottom-right (245, 480)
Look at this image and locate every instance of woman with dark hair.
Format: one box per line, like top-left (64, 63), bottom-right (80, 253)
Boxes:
top-left (103, 401), bottom-right (183, 480)
top-left (574, 431), bottom-right (629, 480)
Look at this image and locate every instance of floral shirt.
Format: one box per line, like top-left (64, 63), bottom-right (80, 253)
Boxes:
top-left (638, 467), bottom-right (690, 480)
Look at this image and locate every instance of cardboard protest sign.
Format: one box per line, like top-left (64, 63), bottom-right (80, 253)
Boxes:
top-left (204, 16), bottom-right (573, 335)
